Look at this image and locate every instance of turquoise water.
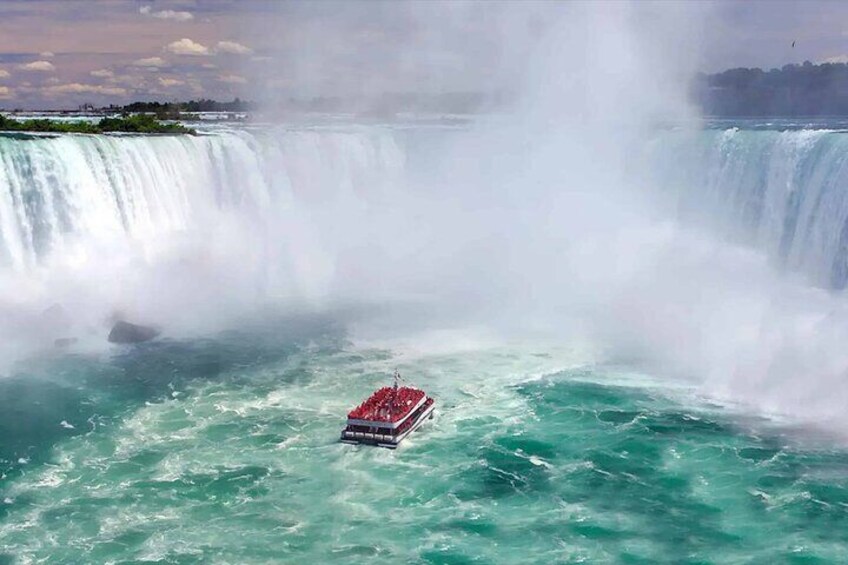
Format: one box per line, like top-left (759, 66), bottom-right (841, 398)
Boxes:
top-left (2, 318), bottom-right (848, 564)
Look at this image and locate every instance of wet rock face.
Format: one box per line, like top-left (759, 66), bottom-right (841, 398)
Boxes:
top-left (107, 321), bottom-right (160, 344)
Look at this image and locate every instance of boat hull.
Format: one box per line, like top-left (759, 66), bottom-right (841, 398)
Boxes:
top-left (340, 402), bottom-right (435, 449)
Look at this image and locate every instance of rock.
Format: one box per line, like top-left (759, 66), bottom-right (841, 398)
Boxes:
top-left (39, 303), bottom-right (71, 333)
top-left (54, 337), bottom-right (78, 348)
top-left (107, 321), bottom-right (160, 344)
top-left (41, 303), bottom-right (68, 323)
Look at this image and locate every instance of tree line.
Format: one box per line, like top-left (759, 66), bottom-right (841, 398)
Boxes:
top-left (103, 98), bottom-right (252, 117)
top-left (693, 61), bottom-right (848, 117)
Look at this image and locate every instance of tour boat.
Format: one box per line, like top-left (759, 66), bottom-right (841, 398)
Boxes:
top-left (340, 370), bottom-right (435, 449)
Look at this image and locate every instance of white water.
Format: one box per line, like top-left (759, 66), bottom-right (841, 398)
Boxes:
top-left (648, 127), bottom-right (848, 290)
top-left (9, 126), bottom-right (848, 293)
top-left (5, 119), bottom-right (848, 430)
top-left (0, 126), bottom-right (412, 359)
top-left (0, 128), bottom-right (405, 274)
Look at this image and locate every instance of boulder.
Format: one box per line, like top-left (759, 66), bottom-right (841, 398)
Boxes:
top-left (54, 337), bottom-right (78, 348)
top-left (39, 303), bottom-right (71, 333)
top-left (108, 321), bottom-right (160, 344)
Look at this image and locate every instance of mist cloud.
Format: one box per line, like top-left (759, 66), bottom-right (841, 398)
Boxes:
top-left (216, 41), bottom-right (253, 55)
top-left (132, 57), bottom-right (167, 68)
top-left (18, 61), bottom-right (55, 72)
top-left (140, 5), bottom-right (194, 22)
top-left (165, 38), bottom-right (209, 56)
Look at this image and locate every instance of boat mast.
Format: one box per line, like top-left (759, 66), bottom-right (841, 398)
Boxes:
top-left (392, 369), bottom-right (400, 411)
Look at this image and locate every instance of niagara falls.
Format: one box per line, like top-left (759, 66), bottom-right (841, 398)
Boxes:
top-left (3, 1), bottom-right (848, 563)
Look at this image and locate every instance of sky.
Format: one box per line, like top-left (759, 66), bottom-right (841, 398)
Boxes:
top-left (0, 0), bottom-right (266, 108)
top-left (705, 1), bottom-right (848, 71)
top-left (0, 0), bottom-right (846, 109)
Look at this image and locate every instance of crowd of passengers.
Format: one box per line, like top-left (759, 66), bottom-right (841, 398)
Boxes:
top-left (348, 386), bottom-right (425, 421)
top-left (346, 398), bottom-right (435, 435)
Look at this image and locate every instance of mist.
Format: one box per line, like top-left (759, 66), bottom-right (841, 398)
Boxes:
top-left (1, 2), bottom-right (848, 432)
top-left (237, 1), bottom-right (848, 429)
top-left (284, 1), bottom-right (848, 430)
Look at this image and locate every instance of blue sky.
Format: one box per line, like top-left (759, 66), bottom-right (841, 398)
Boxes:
top-left (705, 1), bottom-right (848, 71)
top-left (0, 1), bottom-right (844, 109)
top-left (0, 0), bottom-right (265, 108)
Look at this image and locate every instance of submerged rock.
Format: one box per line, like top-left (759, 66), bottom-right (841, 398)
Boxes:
top-left (54, 337), bottom-right (78, 349)
top-left (40, 303), bottom-right (69, 325)
top-left (40, 303), bottom-right (72, 334)
top-left (107, 321), bottom-right (160, 344)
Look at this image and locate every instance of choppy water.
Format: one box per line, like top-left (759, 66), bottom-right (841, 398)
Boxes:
top-left (2, 318), bottom-right (847, 564)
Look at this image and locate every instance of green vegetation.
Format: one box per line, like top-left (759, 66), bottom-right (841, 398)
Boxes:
top-left (118, 97), bottom-right (251, 116)
top-left (104, 98), bottom-right (250, 120)
top-left (695, 60), bottom-right (848, 117)
top-left (0, 113), bottom-right (196, 135)
top-left (96, 114), bottom-right (195, 134)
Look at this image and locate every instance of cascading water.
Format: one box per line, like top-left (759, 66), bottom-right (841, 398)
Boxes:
top-left (0, 128), bottom-right (405, 273)
top-left (648, 126), bottom-right (848, 290)
top-left (5, 2), bottom-right (848, 558)
top-left (0, 126), bottom-right (412, 362)
top-left (4, 123), bottom-right (848, 392)
top-left (6, 120), bottom-right (848, 563)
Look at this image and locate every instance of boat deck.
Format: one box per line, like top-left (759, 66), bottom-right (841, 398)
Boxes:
top-left (347, 386), bottom-right (426, 424)
top-left (341, 400), bottom-right (435, 449)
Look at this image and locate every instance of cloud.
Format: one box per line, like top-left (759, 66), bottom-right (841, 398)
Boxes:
top-left (158, 77), bottom-right (184, 87)
top-left (165, 38), bottom-right (209, 56)
top-left (44, 83), bottom-right (127, 96)
top-left (90, 69), bottom-right (114, 78)
top-left (39, 51), bottom-right (55, 58)
top-left (132, 57), bottom-right (167, 68)
top-left (0, 69), bottom-right (9, 79)
top-left (215, 41), bottom-right (253, 55)
top-left (0, 86), bottom-right (11, 99)
top-left (218, 74), bottom-right (247, 84)
top-left (19, 61), bottom-right (55, 72)
top-left (110, 74), bottom-right (148, 88)
top-left (823, 54), bottom-right (848, 64)
top-left (188, 79), bottom-right (204, 95)
top-left (140, 6), bottom-right (193, 22)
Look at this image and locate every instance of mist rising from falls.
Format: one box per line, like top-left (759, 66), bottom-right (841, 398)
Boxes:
top-left (441, 5), bottom-right (848, 425)
top-left (0, 126), bottom-right (413, 361)
top-left (649, 127), bottom-right (848, 290)
top-left (4, 3), bottom-right (848, 431)
top-left (0, 129), bottom-right (405, 274)
top-left (4, 126), bottom-right (848, 428)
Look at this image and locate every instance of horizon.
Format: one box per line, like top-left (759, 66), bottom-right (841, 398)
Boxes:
top-left (4, 55), bottom-right (848, 116)
top-left (1, 0), bottom-right (847, 110)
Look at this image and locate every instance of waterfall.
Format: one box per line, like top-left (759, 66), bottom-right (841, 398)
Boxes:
top-left (649, 127), bottom-right (848, 289)
top-left (9, 125), bottom-right (848, 292)
top-left (0, 127), bottom-right (406, 274)
top-left (4, 122), bottom-right (848, 419)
